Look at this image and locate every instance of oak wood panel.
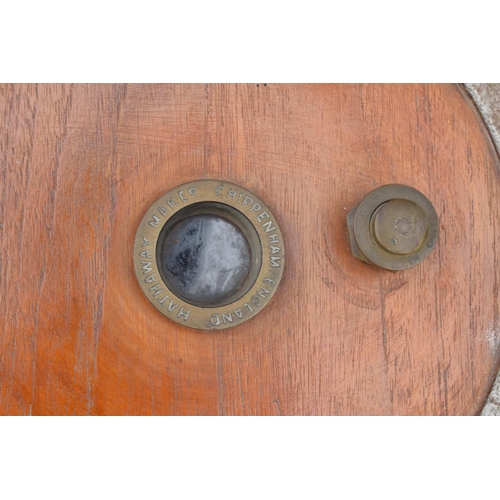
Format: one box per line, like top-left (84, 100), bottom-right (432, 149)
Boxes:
top-left (1, 84), bottom-right (499, 415)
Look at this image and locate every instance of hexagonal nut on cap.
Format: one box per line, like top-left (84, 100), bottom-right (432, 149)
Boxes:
top-left (346, 184), bottom-right (439, 271)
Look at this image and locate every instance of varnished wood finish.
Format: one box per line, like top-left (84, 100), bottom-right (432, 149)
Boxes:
top-left (1, 84), bottom-right (499, 415)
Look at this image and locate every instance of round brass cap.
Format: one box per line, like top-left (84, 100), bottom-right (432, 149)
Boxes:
top-left (347, 184), bottom-right (439, 271)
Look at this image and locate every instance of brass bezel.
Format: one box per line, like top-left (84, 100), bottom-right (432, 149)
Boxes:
top-left (133, 180), bottom-right (285, 330)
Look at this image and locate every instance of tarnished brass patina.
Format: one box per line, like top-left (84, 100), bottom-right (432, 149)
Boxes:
top-left (347, 184), bottom-right (438, 271)
top-left (133, 180), bottom-right (285, 330)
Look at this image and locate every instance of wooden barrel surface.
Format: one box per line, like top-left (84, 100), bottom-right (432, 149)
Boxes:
top-left (1, 83), bottom-right (499, 415)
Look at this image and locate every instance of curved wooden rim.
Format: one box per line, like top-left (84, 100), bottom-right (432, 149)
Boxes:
top-left (463, 83), bottom-right (500, 416)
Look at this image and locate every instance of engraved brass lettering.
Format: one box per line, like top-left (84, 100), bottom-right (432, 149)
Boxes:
top-left (148, 215), bottom-right (161, 228)
top-left (177, 308), bottom-right (190, 321)
top-left (144, 273), bottom-right (157, 283)
top-left (251, 295), bottom-right (262, 307)
top-left (150, 284), bottom-right (163, 297)
top-left (262, 220), bottom-right (276, 232)
top-left (270, 256), bottom-right (281, 267)
top-left (222, 312), bottom-right (233, 324)
top-left (166, 197), bottom-right (179, 209)
top-left (141, 261), bottom-right (153, 274)
top-left (267, 234), bottom-right (280, 244)
top-left (167, 300), bottom-right (178, 312)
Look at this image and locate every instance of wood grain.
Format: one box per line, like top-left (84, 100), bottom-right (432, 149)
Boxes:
top-left (1, 84), bottom-right (499, 415)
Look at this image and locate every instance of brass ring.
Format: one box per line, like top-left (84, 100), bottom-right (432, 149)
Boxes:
top-left (133, 180), bottom-right (285, 330)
